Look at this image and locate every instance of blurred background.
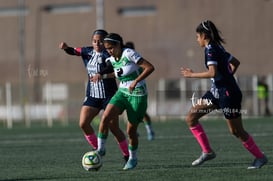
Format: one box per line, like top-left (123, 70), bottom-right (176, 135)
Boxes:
top-left (0, 0), bottom-right (272, 128)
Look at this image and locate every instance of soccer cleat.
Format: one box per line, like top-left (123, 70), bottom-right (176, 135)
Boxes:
top-left (192, 151), bottom-right (216, 166)
top-left (123, 158), bottom-right (138, 170)
top-left (122, 155), bottom-right (129, 167)
top-left (96, 149), bottom-right (106, 157)
top-left (147, 131), bottom-right (155, 141)
top-left (247, 155), bottom-right (268, 169)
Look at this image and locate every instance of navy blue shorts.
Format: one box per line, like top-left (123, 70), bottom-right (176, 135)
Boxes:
top-left (202, 87), bottom-right (242, 119)
top-left (83, 96), bottom-right (112, 110)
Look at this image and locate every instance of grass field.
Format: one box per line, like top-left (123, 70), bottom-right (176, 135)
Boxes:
top-left (0, 117), bottom-right (272, 181)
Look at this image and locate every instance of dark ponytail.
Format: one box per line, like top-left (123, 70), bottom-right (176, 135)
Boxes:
top-left (196, 20), bottom-right (225, 44)
top-left (125, 41), bottom-right (135, 50)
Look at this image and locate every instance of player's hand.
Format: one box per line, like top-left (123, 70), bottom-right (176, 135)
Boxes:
top-left (90, 74), bottom-right (102, 82)
top-left (181, 67), bottom-right (193, 78)
top-left (129, 80), bottom-right (137, 94)
top-left (59, 42), bottom-right (68, 49)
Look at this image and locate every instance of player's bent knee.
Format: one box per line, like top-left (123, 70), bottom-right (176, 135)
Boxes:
top-left (79, 120), bottom-right (89, 129)
top-left (185, 114), bottom-right (198, 127)
top-left (127, 129), bottom-right (137, 139)
top-left (229, 129), bottom-right (241, 138)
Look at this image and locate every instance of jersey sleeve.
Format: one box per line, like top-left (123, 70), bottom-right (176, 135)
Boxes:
top-left (64, 47), bottom-right (75, 55)
top-left (124, 48), bottom-right (142, 64)
top-left (63, 47), bottom-right (81, 56)
top-left (74, 47), bottom-right (82, 56)
top-left (206, 47), bottom-right (218, 66)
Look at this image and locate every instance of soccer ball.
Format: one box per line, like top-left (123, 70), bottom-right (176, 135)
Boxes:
top-left (82, 151), bottom-right (102, 171)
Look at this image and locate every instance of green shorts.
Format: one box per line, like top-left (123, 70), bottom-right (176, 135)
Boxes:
top-left (109, 89), bottom-right (147, 124)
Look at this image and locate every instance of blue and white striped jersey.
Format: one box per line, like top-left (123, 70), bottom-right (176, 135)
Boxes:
top-left (65, 46), bottom-right (117, 98)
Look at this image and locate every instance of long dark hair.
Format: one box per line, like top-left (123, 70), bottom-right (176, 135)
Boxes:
top-left (196, 20), bottom-right (225, 44)
top-left (125, 41), bottom-right (135, 50)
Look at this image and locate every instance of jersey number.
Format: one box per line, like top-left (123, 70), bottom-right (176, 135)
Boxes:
top-left (116, 68), bottom-right (123, 77)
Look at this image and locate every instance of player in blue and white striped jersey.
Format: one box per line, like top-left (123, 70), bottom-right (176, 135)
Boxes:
top-left (59, 30), bottom-right (129, 161)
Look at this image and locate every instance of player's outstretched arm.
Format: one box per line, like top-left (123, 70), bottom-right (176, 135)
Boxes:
top-left (59, 42), bottom-right (76, 55)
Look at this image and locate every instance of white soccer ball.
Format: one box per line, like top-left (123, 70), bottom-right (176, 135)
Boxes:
top-left (82, 151), bottom-right (102, 171)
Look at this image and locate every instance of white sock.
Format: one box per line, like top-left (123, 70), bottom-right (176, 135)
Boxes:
top-left (145, 124), bottom-right (153, 134)
top-left (97, 137), bottom-right (106, 151)
top-left (129, 149), bottom-right (137, 160)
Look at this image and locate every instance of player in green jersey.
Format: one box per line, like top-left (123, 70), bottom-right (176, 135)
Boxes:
top-left (96, 33), bottom-right (155, 170)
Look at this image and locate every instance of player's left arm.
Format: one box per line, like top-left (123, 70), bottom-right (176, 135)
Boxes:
top-left (90, 72), bottom-right (115, 82)
top-left (129, 58), bottom-right (155, 93)
top-left (136, 58), bottom-right (155, 82)
top-left (228, 56), bottom-right (240, 74)
top-left (91, 61), bottom-right (115, 82)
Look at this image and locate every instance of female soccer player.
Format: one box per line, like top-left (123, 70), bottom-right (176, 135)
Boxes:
top-left (96, 33), bottom-right (155, 170)
top-left (59, 30), bottom-right (129, 161)
top-left (180, 20), bottom-right (267, 169)
top-left (125, 41), bottom-right (155, 141)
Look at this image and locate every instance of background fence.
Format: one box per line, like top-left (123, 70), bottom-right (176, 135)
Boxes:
top-left (0, 81), bottom-right (84, 128)
top-left (0, 74), bottom-right (272, 128)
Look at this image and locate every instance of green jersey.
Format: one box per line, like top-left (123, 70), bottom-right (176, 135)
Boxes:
top-left (107, 48), bottom-right (147, 96)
